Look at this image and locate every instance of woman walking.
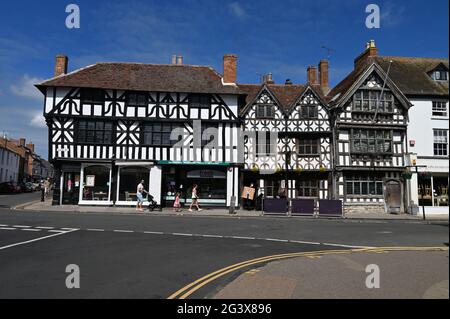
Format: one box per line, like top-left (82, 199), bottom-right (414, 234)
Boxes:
top-left (189, 184), bottom-right (202, 212)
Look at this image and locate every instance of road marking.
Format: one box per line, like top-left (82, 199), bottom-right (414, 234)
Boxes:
top-left (322, 243), bottom-right (373, 249)
top-left (172, 233), bottom-right (194, 237)
top-left (0, 229), bottom-right (78, 251)
top-left (201, 235), bottom-right (224, 238)
top-left (48, 230), bottom-right (66, 233)
top-left (113, 230), bottom-right (134, 233)
top-left (36, 226), bottom-right (54, 230)
top-left (87, 228), bottom-right (105, 232)
top-left (13, 225), bottom-right (31, 228)
top-left (21, 228), bottom-right (42, 232)
top-left (168, 246), bottom-right (449, 299)
top-left (289, 240), bottom-right (321, 245)
top-left (0, 224), bottom-right (9, 227)
top-left (143, 231), bottom-right (164, 235)
top-left (0, 227), bottom-right (16, 231)
top-left (231, 236), bottom-right (256, 240)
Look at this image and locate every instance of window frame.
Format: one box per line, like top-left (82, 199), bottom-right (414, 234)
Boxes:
top-left (351, 129), bottom-right (393, 155)
top-left (346, 175), bottom-right (384, 197)
top-left (256, 104), bottom-right (275, 119)
top-left (433, 129), bottom-right (449, 157)
top-left (141, 122), bottom-right (184, 147)
top-left (352, 89), bottom-right (394, 114)
top-left (189, 94), bottom-right (211, 109)
top-left (296, 138), bottom-right (320, 157)
top-left (126, 91), bottom-right (148, 108)
top-left (432, 101), bottom-right (448, 117)
top-left (76, 120), bottom-right (114, 145)
top-left (80, 88), bottom-right (105, 105)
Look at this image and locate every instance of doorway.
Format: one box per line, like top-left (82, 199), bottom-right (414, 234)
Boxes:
top-left (62, 172), bottom-right (80, 205)
top-left (385, 180), bottom-right (402, 214)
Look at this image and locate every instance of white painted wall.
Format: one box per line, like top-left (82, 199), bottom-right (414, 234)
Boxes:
top-left (0, 148), bottom-right (20, 183)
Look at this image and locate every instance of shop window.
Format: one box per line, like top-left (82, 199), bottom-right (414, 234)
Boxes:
top-left (118, 166), bottom-right (149, 202)
top-left (81, 165), bottom-right (110, 201)
top-left (264, 179), bottom-right (280, 198)
top-left (433, 176), bottom-right (449, 207)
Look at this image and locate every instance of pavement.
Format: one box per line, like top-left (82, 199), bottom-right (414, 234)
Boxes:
top-left (0, 192), bottom-right (449, 299)
top-left (212, 249), bottom-right (449, 299)
top-left (14, 196), bottom-right (449, 221)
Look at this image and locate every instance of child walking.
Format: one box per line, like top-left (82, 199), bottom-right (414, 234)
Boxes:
top-left (173, 192), bottom-right (182, 212)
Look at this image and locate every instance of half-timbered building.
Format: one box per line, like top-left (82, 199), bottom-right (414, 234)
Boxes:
top-left (239, 61), bottom-right (333, 202)
top-left (327, 41), bottom-right (412, 214)
top-left (36, 55), bottom-right (242, 207)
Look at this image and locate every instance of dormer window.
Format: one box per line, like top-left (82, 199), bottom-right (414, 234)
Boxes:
top-left (430, 69), bottom-right (449, 81)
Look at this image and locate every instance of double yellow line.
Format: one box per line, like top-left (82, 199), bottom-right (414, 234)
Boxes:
top-left (167, 246), bottom-right (448, 299)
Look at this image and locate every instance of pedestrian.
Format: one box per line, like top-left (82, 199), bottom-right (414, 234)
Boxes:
top-left (136, 179), bottom-right (147, 212)
top-left (189, 184), bottom-right (202, 212)
top-left (44, 178), bottom-right (50, 199)
top-left (173, 192), bottom-right (182, 212)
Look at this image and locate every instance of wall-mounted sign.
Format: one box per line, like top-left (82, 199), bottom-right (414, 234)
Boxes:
top-left (409, 140), bottom-right (416, 147)
top-left (86, 175), bottom-right (95, 187)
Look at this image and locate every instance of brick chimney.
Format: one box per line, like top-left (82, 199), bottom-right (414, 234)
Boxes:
top-left (19, 138), bottom-right (26, 146)
top-left (354, 40), bottom-right (378, 69)
top-left (307, 66), bottom-right (318, 85)
top-left (55, 55), bottom-right (69, 77)
top-left (26, 142), bottom-right (35, 153)
top-left (223, 54), bottom-right (238, 84)
top-left (318, 60), bottom-right (329, 94)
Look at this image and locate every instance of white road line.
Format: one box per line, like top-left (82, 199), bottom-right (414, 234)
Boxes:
top-left (0, 227), bottom-right (16, 231)
top-left (0, 224), bottom-right (9, 227)
top-left (289, 240), bottom-right (322, 245)
top-left (13, 225), bottom-right (31, 228)
top-left (87, 229), bottom-right (105, 232)
top-left (0, 229), bottom-right (78, 251)
top-left (61, 228), bottom-right (78, 230)
top-left (231, 236), bottom-right (256, 240)
top-left (36, 226), bottom-right (54, 230)
top-left (21, 228), bottom-right (42, 232)
top-left (113, 230), bottom-right (134, 233)
top-left (47, 230), bottom-right (66, 233)
top-left (201, 235), bottom-right (224, 238)
top-left (143, 231), bottom-right (164, 235)
top-left (172, 233), bottom-right (194, 237)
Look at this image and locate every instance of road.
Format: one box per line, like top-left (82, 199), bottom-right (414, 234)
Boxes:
top-left (0, 193), bottom-right (448, 299)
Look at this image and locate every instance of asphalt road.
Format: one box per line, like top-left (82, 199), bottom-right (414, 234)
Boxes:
top-left (0, 193), bottom-right (448, 299)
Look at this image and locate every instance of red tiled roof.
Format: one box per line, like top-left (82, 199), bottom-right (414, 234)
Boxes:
top-left (36, 63), bottom-right (241, 95)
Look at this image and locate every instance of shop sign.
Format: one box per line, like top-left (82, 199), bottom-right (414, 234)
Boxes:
top-left (158, 161), bottom-right (230, 167)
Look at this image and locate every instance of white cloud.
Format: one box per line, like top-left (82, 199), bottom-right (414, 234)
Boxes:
top-left (10, 74), bottom-right (44, 101)
top-left (229, 2), bottom-right (246, 19)
top-left (30, 112), bottom-right (46, 128)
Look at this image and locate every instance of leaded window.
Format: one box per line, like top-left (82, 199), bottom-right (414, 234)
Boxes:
top-left (296, 180), bottom-right (318, 197)
top-left (80, 88), bottom-right (105, 104)
top-left (352, 129), bottom-right (392, 154)
top-left (346, 175), bottom-right (383, 196)
top-left (126, 92), bottom-right (148, 107)
top-left (256, 105), bottom-right (275, 119)
top-left (300, 105), bottom-right (318, 119)
top-left (142, 122), bottom-right (183, 146)
top-left (353, 90), bottom-right (394, 113)
top-left (297, 139), bottom-right (319, 156)
top-left (189, 94), bottom-right (211, 109)
top-left (77, 121), bottom-right (113, 144)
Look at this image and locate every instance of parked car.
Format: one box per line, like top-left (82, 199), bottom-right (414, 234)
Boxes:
top-left (25, 182), bottom-right (35, 192)
top-left (32, 182), bottom-right (41, 191)
top-left (0, 182), bottom-right (20, 194)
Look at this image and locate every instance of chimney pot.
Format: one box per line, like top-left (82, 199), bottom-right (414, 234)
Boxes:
top-left (223, 54), bottom-right (238, 84)
top-left (355, 40), bottom-right (378, 68)
top-left (176, 56), bottom-right (183, 65)
top-left (54, 55), bottom-right (69, 77)
top-left (172, 55), bottom-right (177, 65)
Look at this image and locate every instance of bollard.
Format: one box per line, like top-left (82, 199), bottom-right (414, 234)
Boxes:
top-left (41, 188), bottom-right (45, 202)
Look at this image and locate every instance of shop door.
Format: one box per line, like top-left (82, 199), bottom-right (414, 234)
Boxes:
top-left (385, 181), bottom-right (401, 214)
top-left (62, 172), bottom-right (80, 205)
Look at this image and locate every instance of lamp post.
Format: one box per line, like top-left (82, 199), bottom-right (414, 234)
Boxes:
top-left (405, 165), bottom-right (428, 220)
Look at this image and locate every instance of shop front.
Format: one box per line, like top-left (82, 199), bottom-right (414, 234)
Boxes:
top-left (159, 161), bottom-right (238, 207)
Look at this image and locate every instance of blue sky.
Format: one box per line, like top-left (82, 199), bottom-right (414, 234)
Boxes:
top-left (0, 0), bottom-right (448, 158)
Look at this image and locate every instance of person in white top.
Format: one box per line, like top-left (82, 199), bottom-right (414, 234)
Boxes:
top-left (189, 184), bottom-right (202, 212)
top-left (136, 180), bottom-right (147, 212)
